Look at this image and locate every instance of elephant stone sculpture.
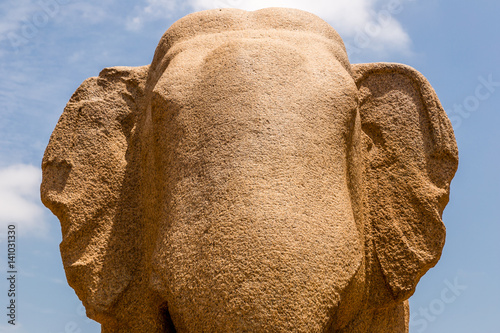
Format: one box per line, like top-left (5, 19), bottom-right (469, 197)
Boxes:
top-left (41, 8), bottom-right (458, 333)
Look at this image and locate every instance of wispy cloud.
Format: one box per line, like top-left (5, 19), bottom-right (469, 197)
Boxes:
top-left (0, 164), bottom-right (48, 238)
top-left (0, 323), bottom-right (27, 333)
top-left (0, 0), bottom-right (39, 39)
top-left (65, 2), bottom-right (111, 24)
top-left (0, 0), bottom-right (111, 55)
top-left (127, 0), bottom-right (186, 31)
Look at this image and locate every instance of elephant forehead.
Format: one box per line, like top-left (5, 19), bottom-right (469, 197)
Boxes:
top-left (151, 32), bottom-right (356, 110)
top-left (148, 34), bottom-right (359, 178)
top-left (147, 8), bottom-right (351, 88)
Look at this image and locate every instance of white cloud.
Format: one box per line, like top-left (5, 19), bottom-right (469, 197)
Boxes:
top-left (190, 0), bottom-right (373, 33)
top-left (188, 0), bottom-right (413, 59)
top-left (0, 164), bottom-right (48, 237)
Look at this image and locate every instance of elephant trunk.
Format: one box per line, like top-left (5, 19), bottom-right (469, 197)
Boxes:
top-left (143, 39), bottom-right (365, 332)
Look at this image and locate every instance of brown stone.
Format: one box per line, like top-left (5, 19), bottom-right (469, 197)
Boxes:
top-left (41, 8), bottom-right (458, 333)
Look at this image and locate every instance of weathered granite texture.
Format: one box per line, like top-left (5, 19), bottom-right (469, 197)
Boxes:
top-left (41, 8), bottom-right (458, 333)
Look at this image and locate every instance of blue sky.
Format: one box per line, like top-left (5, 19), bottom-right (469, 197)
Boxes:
top-left (0, 0), bottom-right (498, 332)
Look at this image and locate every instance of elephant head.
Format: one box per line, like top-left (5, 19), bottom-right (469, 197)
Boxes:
top-left (41, 8), bottom-right (458, 333)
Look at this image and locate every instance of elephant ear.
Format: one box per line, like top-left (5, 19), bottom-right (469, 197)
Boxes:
top-left (41, 66), bottom-right (148, 318)
top-left (352, 63), bottom-right (458, 301)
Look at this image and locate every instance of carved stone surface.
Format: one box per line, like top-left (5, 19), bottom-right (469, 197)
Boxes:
top-left (41, 8), bottom-right (458, 333)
